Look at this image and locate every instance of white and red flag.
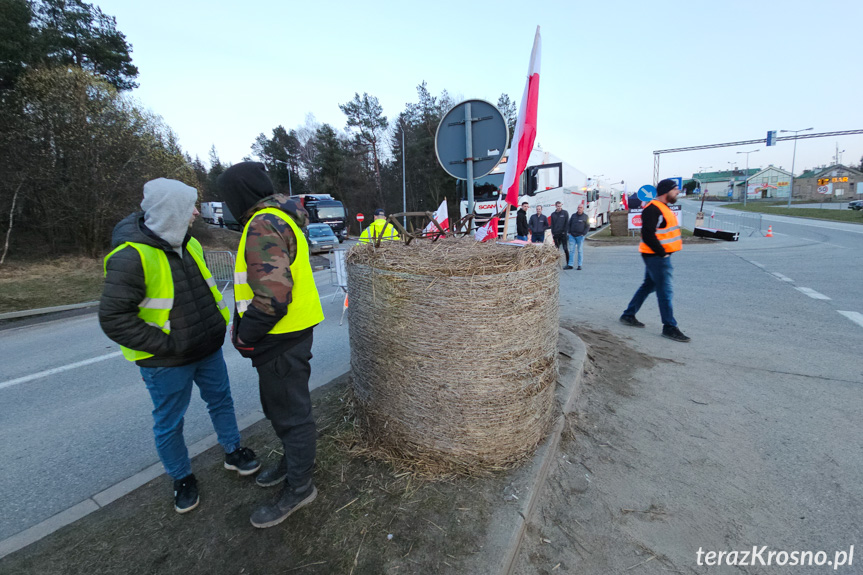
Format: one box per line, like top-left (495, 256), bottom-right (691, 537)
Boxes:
top-left (474, 217), bottom-right (499, 242)
top-left (501, 26), bottom-right (541, 207)
top-left (424, 198), bottom-right (449, 236)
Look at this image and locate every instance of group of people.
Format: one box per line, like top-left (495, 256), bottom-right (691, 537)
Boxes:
top-left (100, 161), bottom-right (323, 528)
top-left (515, 201), bottom-right (590, 270)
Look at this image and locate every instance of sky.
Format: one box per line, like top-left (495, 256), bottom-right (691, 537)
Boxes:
top-left (98, 0), bottom-right (862, 191)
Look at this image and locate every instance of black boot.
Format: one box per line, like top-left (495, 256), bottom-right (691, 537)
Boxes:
top-left (619, 314), bottom-right (645, 328)
top-left (250, 479), bottom-right (317, 529)
top-left (662, 325), bottom-right (691, 342)
top-left (255, 455), bottom-right (287, 488)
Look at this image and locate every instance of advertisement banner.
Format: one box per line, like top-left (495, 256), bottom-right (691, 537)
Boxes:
top-left (628, 205), bottom-right (682, 230)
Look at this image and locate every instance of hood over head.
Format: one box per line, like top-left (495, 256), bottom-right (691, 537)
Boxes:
top-left (141, 178), bottom-right (198, 250)
top-left (218, 162), bottom-right (277, 226)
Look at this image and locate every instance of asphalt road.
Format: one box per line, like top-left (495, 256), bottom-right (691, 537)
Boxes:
top-left (0, 259), bottom-right (351, 542)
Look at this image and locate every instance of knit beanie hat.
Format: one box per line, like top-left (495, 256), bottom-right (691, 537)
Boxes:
top-left (656, 179), bottom-right (678, 196)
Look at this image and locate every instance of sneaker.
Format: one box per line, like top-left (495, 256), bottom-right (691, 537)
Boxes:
top-left (173, 474), bottom-right (199, 514)
top-left (250, 479), bottom-right (317, 529)
top-left (619, 314), bottom-right (645, 328)
top-left (256, 455), bottom-right (287, 488)
top-left (224, 446), bottom-right (261, 476)
top-left (577, 266), bottom-right (582, 270)
top-left (662, 326), bottom-right (691, 342)
top-left (563, 265), bottom-right (573, 270)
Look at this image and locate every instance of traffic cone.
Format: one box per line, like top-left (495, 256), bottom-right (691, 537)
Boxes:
top-left (765, 226), bottom-right (773, 237)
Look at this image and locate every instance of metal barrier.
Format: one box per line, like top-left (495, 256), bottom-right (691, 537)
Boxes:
top-left (204, 251), bottom-right (236, 294)
top-left (680, 210), bottom-right (762, 236)
top-left (329, 249), bottom-right (348, 302)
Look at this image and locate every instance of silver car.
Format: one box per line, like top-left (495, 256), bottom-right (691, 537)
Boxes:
top-left (307, 223), bottom-right (337, 253)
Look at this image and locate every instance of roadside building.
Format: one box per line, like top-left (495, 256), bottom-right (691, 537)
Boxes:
top-left (792, 164), bottom-right (863, 201)
top-left (686, 169), bottom-right (758, 200)
top-left (739, 165), bottom-right (793, 200)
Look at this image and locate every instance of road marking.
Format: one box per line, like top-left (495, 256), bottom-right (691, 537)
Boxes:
top-left (0, 352), bottom-right (123, 391)
top-left (771, 272), bottom-right (794, 282)
top-left (837, 311), bottom-right (863, 329)
top-left (749, 261), bottom-right (765, 268)
top-left (794, 287), bottom-right (831, 300)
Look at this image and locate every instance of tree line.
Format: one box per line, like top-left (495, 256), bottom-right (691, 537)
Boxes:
top-left (0, 0), bottom-right (516, 262)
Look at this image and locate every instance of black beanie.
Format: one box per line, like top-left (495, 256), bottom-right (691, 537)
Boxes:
top-left (656, 179), bottom-right (678, 196)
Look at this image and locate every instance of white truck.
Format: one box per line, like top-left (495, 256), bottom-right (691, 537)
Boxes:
top-left (458, 149), bottom-right (618, 236)
top-left (200, 202), bottom-right (224, 226)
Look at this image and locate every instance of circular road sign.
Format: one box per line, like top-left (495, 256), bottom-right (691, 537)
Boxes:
top-left (637, 185), bottom-right (657, 203)
top-left (434, 99), bottom-right (509, 180)
top-left (356, 213), bottom-right (364, 222)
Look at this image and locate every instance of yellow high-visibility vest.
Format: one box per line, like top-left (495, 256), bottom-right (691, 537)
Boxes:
top-left (639, 200), bottom-right (682, 254)
top-left (233, 208), bottom-right (324, 334)
top-left (103, 237), bottom-right (229, 361)
top-left (359, 218), bottom-right (400, 243)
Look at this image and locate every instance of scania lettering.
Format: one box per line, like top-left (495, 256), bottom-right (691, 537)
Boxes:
top-left (457, 149), bottom-right (619, 237)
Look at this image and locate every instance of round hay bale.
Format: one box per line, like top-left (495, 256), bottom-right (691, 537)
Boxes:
top-left (346, 238), bottom-right (560, 474)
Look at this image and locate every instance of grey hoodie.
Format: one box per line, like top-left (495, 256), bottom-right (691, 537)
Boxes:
top-left (141, 178), bottom-right (198, 254)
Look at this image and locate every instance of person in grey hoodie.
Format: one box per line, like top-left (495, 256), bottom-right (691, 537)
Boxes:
top-left (567, 203), bottom-right (590, 269)
top-left (99, 178), bottom-right (260, 514)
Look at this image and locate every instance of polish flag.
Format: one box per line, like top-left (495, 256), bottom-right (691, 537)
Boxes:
top-left (474, 217), bottom-right (499, 242)
top-left (501, 27), bottom-right (541, 207)
top-left (424, 198), bottom-right (449, 236)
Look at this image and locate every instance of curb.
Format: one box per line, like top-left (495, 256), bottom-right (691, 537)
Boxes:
top-left (0, 409), bottom-right (266, 560)
top-left (461, 326), bottom-right (587, 575)
top-left (0, 301), bottom-right (99, 321)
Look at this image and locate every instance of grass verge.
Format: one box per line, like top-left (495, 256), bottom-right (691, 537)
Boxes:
top-left (723, 203), bottom-right (863, 223)
top-left (0, 374), bottom-right (508, 575)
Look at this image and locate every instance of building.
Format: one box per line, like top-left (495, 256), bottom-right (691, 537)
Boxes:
top-left (792, 164), bottom-right (863, 201)
top-left (686, 169), bottom-right (758, 199)
top-left (739, 165), bottom-right (793, 199)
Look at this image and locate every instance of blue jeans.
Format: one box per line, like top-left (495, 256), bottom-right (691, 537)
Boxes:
top-left (515, 234), bottom-right (528, 241)
top-left (140, 349), bottom-right (241, 480)
top-left (568, 235), bottom-right (585, 267)
top-left (623, 255), bottom-right (677, 327)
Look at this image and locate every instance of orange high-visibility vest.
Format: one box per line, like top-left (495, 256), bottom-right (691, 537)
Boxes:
top-left (639, 200), bottom-right (682, 254)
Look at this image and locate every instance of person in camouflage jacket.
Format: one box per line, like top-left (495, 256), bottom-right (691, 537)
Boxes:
top-left (218, 162), bottom-right (321, 529)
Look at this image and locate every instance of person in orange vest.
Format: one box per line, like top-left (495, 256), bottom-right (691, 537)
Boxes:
top-left (619, 179), bottom-right (690, 342)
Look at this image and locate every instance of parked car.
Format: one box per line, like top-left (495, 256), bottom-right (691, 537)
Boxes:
top-left (848, 200), bottom-right (863, 211)
top-left (307, 223), bottom-right (338, 254)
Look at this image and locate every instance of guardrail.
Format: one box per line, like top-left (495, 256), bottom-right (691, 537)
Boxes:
top-left (679, 210), bottom-right (762, 236)
top-left (203, 251), bottom-right (235, 293)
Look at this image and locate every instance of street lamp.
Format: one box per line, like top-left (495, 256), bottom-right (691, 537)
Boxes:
top-left (736, 149), bottom-right (759, 206)
top-left (272, 159), bottom-right (293, 195)
top-left (779, 127), bottom-right (813, 207)
top-left (398, 120), bottom-right (407, 228)
top-left (696, 166), bottom-right (712, 195)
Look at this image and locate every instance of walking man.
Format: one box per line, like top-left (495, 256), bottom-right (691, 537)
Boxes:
top-left (100, 178), bottom-right (260, 514)
top-left (359, 208), bottom-right (400, 243)
top-left (515, 201), bottom-right (530, 241)
top-left (620, 179), bottom-right (690, 342)
top-left (219, 162), bottom-right (325, 528)
top-left (550, 201), bottom-right (571, 268)
top-left (568, 203), bottom-right (589, 270)
top-left (528, 205), bottom-right (549, 244)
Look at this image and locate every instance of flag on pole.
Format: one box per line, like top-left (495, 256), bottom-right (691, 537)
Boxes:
top-left (501, 26), bottom-right (541, 207)
top-left (474, 217), bottom-right (499, 242)
top-left (424, 198), bottom-right (449, 236)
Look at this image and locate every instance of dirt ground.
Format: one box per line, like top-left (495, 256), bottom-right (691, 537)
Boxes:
top-left (0, 373), bottom-right (511, 575)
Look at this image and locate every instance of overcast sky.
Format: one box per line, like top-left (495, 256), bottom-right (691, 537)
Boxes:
top-left (98, 0), bottom-right (862, 191)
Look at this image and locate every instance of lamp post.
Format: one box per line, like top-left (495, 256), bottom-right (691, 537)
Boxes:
top-left (736, 149), bottom-right (759, 206)
top-left (273, 158), bottom-right (293, 195)
top-left (779, 127), bottom-right (812, 207)
top-left (401, 122), bottom-right (407, 228)
top-left (697, 166), bottom-right (712, 195)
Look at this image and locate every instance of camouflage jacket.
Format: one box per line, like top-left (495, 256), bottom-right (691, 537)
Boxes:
top-left (234, 194), bottom-right (310, 347)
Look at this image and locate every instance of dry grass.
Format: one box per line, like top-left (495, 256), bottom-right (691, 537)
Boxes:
top-left (0, 257), bottom-right (104, 313)
top-left (346, 238), bottom-right (561, 476)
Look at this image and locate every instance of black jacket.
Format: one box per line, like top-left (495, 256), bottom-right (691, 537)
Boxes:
top-left (528, 213), bottom-right (549, 237)
top-left (516, 208), bottom-right (529, 236)
top-left (99, 213), bottom-right (227, 367)
top-left (640, 203), bottom-right (667, 256)
top-left (549, 209), bottom-right (569, 235)
top-left (568, 212), bottom-right (590, 237)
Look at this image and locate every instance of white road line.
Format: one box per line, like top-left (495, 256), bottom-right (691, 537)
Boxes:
top-left (794, 287), bottom-right (831, 301)
top-left (749, 261), bottom-right (765, 268)
top-left (771, 272), bottom-right (794, 282)
top-left (0, 352), bottom-right (123, 391)
top-left (837, 311), bottom-right (863, 329)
